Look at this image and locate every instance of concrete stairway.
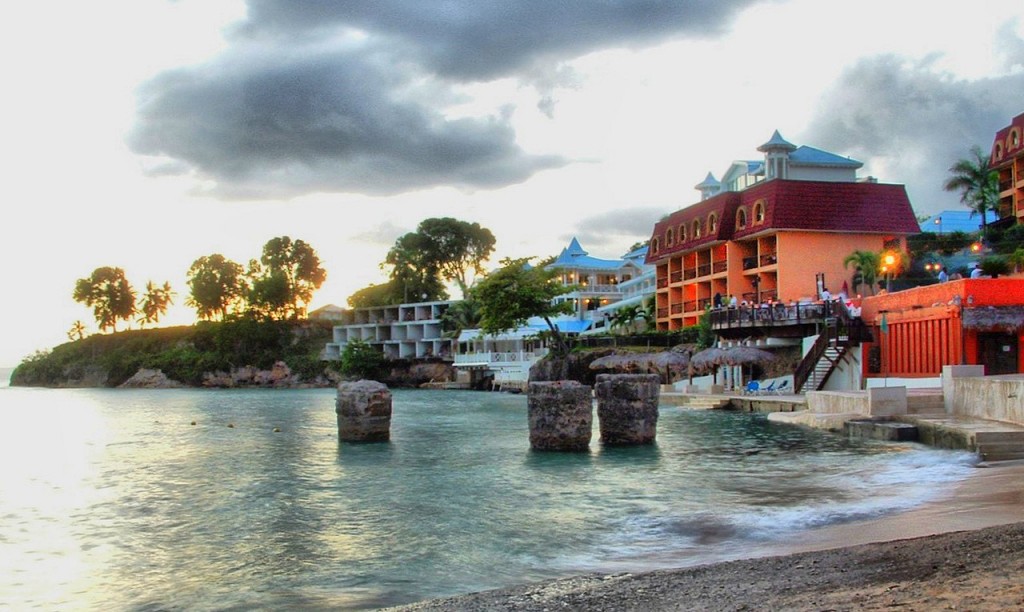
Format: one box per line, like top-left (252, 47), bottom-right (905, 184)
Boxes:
top-left (976, 431), bottom-right (1024, 462)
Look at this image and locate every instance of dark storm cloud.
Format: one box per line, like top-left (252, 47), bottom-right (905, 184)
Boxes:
top-left (567, 207), bottom-right (664, 252)
top-left (129, 0), bottom-right (763, 199)
top-left (803, 54), bottom-right (1024, 215)
top-left (239, 1), bottom-right (762, 80)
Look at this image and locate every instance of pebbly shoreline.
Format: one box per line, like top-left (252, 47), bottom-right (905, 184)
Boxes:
top-left (387, 461), bottom-right (1024, 611)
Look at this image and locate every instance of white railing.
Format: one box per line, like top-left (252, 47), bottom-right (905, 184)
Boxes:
top-left (454, 350), bottom-right (546, 365)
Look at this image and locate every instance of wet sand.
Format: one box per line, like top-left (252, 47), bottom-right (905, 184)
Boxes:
top-left (388, 461), bottom-right (1024, 611)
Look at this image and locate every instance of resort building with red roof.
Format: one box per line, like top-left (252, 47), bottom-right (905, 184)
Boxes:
top-left (992, 112), bottom-right (1024, 225)
top-left (646, 131), bottom-right (920, 331)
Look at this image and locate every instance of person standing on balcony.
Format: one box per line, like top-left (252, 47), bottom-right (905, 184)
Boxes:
top-left (728, 294), bottom-right (738, 308)
top-left (938, 267), bottom-right (949, 283)
top-left (713, 292), bottom-right (723, 308)
top-left (820, 287), bottom-right (831, 302)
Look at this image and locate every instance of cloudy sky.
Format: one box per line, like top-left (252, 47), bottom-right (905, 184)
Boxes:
top-left (2, 0), bottom-right (1023, 366)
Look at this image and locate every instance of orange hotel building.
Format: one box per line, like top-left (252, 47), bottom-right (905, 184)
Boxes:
top-left (992, 112), bottom-right (1024, 224)
top-left (646, 132), bottom-right (920, 331)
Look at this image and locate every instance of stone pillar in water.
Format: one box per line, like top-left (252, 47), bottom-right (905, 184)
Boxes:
top-left (595, 373), bottom-right (659, 445)
top-left (527, 381), bottom-right (592, 451)
top-left (336, 380), bottom-right (392, 442)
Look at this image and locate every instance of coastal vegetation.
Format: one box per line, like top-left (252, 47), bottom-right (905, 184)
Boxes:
top-left (11, 318), bottom-right (335, 388)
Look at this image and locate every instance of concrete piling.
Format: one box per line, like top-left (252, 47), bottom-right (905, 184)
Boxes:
top-left (594, 373), bottom-right (660, 445)
top-left (527, 381), bottom-right (593, 451)
top-left (336, 380), bottom-right (392, 442)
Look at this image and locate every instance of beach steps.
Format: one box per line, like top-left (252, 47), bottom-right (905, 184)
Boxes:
top-left (681, 395), bottom-right (732, 410)
top-left (976, 431), bottom-right (1024, 462)
top-left (906, 389), bottom-right (945, 415)
top-left (900, 413), bottom-right (1024, 462)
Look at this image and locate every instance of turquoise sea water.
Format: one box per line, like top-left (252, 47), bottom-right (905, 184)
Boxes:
top-left (0, 386), bottom-right (975, 610)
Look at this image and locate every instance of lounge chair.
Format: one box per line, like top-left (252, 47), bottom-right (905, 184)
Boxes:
top-left (758, 380), bottom-right (777, 394)
top-left (773, 380), bottom-right (790, 395)
top-left (744, 381), bottom-right (760, 395)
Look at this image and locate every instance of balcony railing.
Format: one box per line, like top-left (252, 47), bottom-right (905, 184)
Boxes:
top-left (657, 307), bottom-right (669, 318)
top-left (683, 300), bottom-right (697, 312)
top-left (657, 278), bottom-right (668, 289)
top-left (759, 252), bottom-right (778, 267)
top-left (670, 303), bottom-right (683, 314)
top-left (454, 350), bottom-right (546, 365)
top-left (670, 271), bottom-right (683, 283)
top-left (742, 256), bottom-right (757, 270)
top-left (712, 261), bottom-right (727, 274)
top-left (696, 264), bottom-right (711, 277)
top-left (710, 300), bottom-right (837, 329)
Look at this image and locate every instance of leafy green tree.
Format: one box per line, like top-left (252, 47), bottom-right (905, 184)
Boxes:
top-left (384, 232), bottom-right (449, 303)
top-left (73, 267), bottom-right (137, 332)
top-left (470, 257), bottom-right (575, 355)
top-left (340, 339), bottom-right (386, 379)
top-left (944, 145), bottom-right (999, 240)
top-left (843, 250), bottom-right (880, 296)
top-left (186, 254), bottom-right (247, 321)
top-left (385, 217), bottom-right (495, 300)
top-left (416, 218), bottom-right (496, 297)
top-left (348, 281), bottom-right (401, 309)
top-left (137, 281), bottom-right (175, 327)
top-left (252, 236), bottom-right (327, 319)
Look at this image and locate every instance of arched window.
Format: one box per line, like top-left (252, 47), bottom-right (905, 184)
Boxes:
top-left (753, 199), bottom-right (766, 224)
top-left (995, 142), bottom-right (1004, 161)
top-left (736, 207), bottom-right (748, 229)
top-left (692, 219), bottom-right (701, 239)
top-left (708, 213), bottom-right (718, 234)
top-left (679, 224), bottom-right (687, 242)
top-left (1011, 127), bottom-right (1021, 148)
top-left (666, 227), bottom-right (674, 246)
top-left (651, 238), bottom-right (659, 253)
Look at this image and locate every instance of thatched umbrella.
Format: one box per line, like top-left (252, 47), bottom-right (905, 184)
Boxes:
top-left (719, 346), bottom-right (776, 367)
top-left (689, 346), bottom-right (728, 383)
top-left (589, 351), bottom-right (690, 384)
top-left (649, 350), bottom-right (690, 384)
top-left (718, 346), bottom-right (776, 389)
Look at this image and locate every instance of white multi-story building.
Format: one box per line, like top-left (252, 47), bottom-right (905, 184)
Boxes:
top-left (324, 301), bottom-right (454, 361)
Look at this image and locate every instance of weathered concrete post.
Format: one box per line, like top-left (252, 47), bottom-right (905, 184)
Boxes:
top-left (527, 381), bottom-right (592, 451)
top-left (336, 380), bottom-right (392, 442)
top-left (595, 373), bottom-right (660, 445)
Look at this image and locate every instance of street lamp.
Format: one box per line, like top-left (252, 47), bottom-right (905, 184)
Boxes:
top-left (882, 253), bottom-right (896, 292)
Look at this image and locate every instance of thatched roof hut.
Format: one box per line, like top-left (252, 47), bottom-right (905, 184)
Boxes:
top-left (962, 306), bottom-right (1024, 332)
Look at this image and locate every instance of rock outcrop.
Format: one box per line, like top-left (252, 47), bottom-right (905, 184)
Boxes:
top-left (527, 381), bottom-right (593, 452)
top-left (119, 368), bottom-right (185, 388)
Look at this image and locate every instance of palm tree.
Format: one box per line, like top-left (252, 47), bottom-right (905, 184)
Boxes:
top-left (67, 320), bottom-right (87, 341)
top-left (944, 145), bottom-right (999, 241)
top-left (440, 298), bottom-right (482, 338)
top-left (843, 250), bottom-right (880, 296)
top-left (138, 281), bottom-right (175, 327)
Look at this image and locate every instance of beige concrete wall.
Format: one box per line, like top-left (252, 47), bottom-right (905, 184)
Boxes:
top-left (867, 386), bottom-right (908, 417)
top-left (951, 375), bottom-right (1024, 425)
top-left (805, 386), bottom-right (907, 417)
top-left (942, 365), bottom-right (985, 414)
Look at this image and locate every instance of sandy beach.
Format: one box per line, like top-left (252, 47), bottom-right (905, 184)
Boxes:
top-left (389, 460), bottom-right (1024, 611)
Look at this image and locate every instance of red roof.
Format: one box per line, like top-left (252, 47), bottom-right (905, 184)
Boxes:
top-left (647, 179), bottom-right (918, 264)
top-left (991, 112), bottom-right (1024, 165)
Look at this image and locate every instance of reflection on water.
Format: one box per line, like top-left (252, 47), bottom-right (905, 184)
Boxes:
top-left (0, 387), bottom-right (975, 610)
